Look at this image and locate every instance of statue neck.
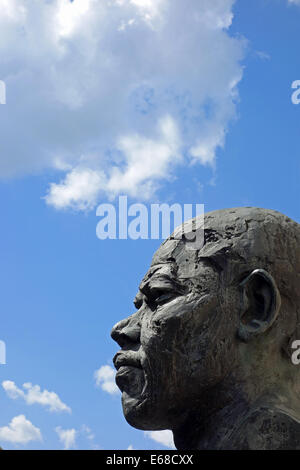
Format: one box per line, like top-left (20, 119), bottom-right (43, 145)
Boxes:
top-left (172, 389), bottom-right (300, 450)
top-left (173, 394), bottom-right (249, 450)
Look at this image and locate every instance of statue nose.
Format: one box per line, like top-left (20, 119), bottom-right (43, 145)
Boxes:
top-left (111, 315), bottom-right (141, 347)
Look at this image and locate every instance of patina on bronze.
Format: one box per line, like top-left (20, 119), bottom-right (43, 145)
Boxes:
top-left (111, 207), bottom-right (300, 450)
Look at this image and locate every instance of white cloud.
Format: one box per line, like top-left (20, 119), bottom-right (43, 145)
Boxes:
top-left (80, 424), bottom-right (101, 449)
top-left (106, 115), bottom-right (181, 196)
top-left (94, 365), bottom-right (119, 395)
top-left (190, 126), bottom-right (225, 167)
top-left (46, 167), bottom-right (106, 211)
top-left (255, 50), bottom-right (271, 61)
top-left (130, 0), bottom-right (165, 22)
top-left (145, 430), bottom-right (175, 449)
top-left (45, 115), bottom-right (180, 209)
top-left (0, 0), bottom-right (245, 210)
top-left (288, 0), bottom-right (300, 5)
top-left (2, 380), bottom-right (71, 413)
top-left (81, 424), bottom-right (95, 441)
top-left (55, 426), bottom-right (76, 450)
top-left (0, 415), bottom-right (42, 445)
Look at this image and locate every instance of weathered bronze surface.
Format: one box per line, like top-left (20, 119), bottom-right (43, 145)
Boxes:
top-left (112, 207), bottom-right (300, 449)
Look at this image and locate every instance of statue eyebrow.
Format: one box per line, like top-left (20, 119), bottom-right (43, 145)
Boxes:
top-left (198, 256), bottom-right (223, 273)
top-left (140, 273), bottom-right (176, 290)
top-left (147, 274), bottom-right (187, 295)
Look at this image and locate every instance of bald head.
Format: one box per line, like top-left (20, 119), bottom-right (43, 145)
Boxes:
top-left (112, 207), bottom-right (300, 444)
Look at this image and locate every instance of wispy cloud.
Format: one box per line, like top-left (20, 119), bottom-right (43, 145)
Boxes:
top-left (255, 50), bottom-right (271, 61)
top-left (2, 380), bottom-right (71, 413)
top-left (0, 415), bottom-right (42, 445)
top-left (55, 426), bottom-right (76, 450)
top-left (94, 365), bottom-right (119, 395)
top-left (81, 424), bottom-right (95, 442)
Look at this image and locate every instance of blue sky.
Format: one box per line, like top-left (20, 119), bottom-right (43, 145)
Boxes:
top-left (0, 0), bottom-right (300, 449)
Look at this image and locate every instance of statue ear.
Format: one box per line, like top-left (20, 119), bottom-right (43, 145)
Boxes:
top-left (238, 269), bottom-right (281, 342)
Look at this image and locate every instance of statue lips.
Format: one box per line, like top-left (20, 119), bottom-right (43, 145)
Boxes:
top-left (113, 351), bottom-right (143, 393)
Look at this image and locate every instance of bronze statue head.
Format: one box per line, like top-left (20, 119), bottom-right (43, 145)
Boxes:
top-left (111, 207), bottom-right (300, 449)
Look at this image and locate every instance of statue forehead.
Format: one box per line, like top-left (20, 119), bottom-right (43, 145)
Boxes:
top-left (149, 238), bottom-right (222, 280)
top-left (148, 206), bottom-right (289, 279)
top-left (150, 208), bottom-right (243, 269)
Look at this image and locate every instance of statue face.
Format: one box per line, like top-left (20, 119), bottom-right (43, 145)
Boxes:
top-left (111, 239), bottom-right (238, 430)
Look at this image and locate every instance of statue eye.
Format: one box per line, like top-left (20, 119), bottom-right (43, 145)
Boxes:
top-left (148, 288), bottom-right (176, 305)
top-left (155, 292), bottom-right (175, 304)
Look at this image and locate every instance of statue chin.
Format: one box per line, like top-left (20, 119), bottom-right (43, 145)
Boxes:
top-left (117, 366), bottom-right (152, 429)
top-left (121, 392), bottom-right (156, 429)
top-left (122, 393), bottom-right (166, 431)
top-left (120, 372), bottom-right (165, 431)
